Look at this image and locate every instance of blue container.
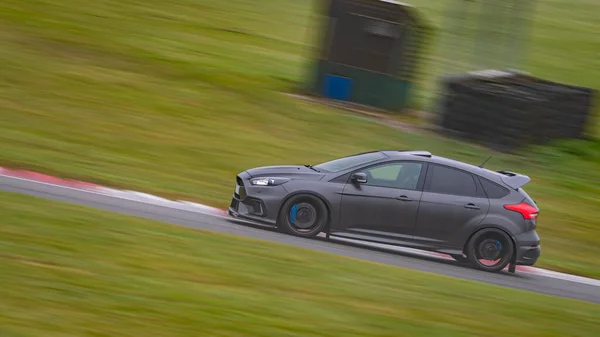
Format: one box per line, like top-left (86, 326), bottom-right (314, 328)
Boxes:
top-left (323, 74), bottom-right (353, 101)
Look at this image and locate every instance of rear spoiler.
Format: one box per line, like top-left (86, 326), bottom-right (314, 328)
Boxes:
top-left (497, 170), bottom-right (531, 190)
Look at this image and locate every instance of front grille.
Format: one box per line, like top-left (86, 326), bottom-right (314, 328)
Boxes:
top-left (250, 200), bottom-right (264, 216)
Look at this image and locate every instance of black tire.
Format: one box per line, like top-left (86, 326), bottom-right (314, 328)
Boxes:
top-left (277, 194), bottom-right (328, 238)
top-left (466, 228), bottom-right (515, 273)
top-left (450, 254), bottom-right (470, 264)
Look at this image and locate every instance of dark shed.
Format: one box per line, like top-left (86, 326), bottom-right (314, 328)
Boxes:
top-left (307, 0), bottom-right (430, 112)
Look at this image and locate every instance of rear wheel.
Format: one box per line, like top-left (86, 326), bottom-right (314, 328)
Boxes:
top-left (466, 228), bottom-right (514, 273)
top-left (277, 194), bottom-right (328, 238)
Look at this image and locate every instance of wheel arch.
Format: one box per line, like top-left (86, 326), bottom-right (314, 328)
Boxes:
top-left (277, 190), bottom-right (333, 230)
top-left (462, 225), bottom-right (518, 257)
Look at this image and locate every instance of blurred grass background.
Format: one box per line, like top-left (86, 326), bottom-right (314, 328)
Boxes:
top-left (2, 191), bottom-right (600, 336)
top-left (0, 0), bottom-right (599, 277)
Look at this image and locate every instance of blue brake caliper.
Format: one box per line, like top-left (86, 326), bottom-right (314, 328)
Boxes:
top-left (496, 240), bottom-right (503, 251)
top-left (289, 204), bottom-right (298, 225)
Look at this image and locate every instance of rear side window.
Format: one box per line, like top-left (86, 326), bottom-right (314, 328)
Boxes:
top-left (479, 178), bottom-right (510, 199)
top-left (426, 165), bottom-right (478, 197)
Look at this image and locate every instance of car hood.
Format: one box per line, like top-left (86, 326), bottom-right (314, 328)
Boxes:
top-left (244, 165), bottom-right (325, 180)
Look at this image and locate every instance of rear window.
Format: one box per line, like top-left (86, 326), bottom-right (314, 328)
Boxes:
top-left (480, 178), bottom-right (510, 199)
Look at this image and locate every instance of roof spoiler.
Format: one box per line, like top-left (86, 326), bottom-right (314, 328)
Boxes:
top-left (405, 150), bottom-right (432, 158)
top-left (497, 170), bottom-right (531, 190)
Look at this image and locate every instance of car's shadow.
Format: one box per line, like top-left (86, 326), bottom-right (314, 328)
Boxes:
top-left (224, 216), bottom-right (526, 279)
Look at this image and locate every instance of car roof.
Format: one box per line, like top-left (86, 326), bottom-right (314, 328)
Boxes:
top-left (377, 150), bottom-right (502, 181)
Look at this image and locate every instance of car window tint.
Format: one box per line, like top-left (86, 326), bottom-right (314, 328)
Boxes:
top-left (369, 164), bottom-right (401, 180)
top-left (480, 178), bottom-right (510, 199)
top-left (396, 162), bottom-right (423, 190)
top-left (427, 165), bottom-right (477, 197)
top-left (365, 162), bottom-right (423, 190)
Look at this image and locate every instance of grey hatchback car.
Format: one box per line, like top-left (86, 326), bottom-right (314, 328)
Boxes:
top-left (228, 150), bottom-right (541, 273)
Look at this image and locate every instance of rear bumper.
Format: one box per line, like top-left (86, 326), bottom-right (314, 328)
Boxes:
top-left (514, 230), bottom-right (541, 266)
top-left (516, 246), bottom-right (541, 266)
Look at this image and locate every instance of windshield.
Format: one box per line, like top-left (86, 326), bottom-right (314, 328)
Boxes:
top-left (313, 152), bottom-right (386, 173)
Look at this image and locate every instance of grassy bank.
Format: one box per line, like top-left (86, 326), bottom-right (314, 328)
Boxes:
top-left (1, 0), bottom-right (599, 278)
top-left (1, 191), bottom-right (600, 336)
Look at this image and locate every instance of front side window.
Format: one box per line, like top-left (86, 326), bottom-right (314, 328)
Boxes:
top-left (426, 165), bottom-right (478, 197)
top-left (314, 152), bottom-right (386, 173)
top-left (363, 162), bottom-right (423, 190)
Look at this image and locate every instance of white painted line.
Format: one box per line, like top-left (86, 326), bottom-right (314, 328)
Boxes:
top-left (127, 191), bottom-right (173, 202)
top-left (531, 268), bottom-right (600, 287)
top-left (177, 201), bottom-right (224, 213)
top-left (0, 173), bottom-right (224, 217)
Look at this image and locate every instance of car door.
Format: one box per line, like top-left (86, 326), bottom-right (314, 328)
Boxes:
top-left (337, 161), bottom-right (426, 241)
top-left (413, 164), bottom-right (490, 248)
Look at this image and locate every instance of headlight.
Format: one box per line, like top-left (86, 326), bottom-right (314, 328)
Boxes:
top-left (250, 177), bottom-right (291, 186)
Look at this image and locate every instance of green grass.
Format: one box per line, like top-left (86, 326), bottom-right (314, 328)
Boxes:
top-left (1, 191), bottom-right (600, 337)
top-left (1, 0), bottom-right (599, 278)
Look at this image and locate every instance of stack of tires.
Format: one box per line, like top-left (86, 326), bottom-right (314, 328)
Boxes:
top-left (519, 77), bottom-right (595, 140)
top-left (436, 72), bottom-right (596, 152)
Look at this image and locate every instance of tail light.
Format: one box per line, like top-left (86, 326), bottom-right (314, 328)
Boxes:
top-left (504, 202), bottom-right (539, 220)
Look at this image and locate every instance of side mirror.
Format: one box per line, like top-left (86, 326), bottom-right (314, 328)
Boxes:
top-left (352, 172), bottom-right (368, 184)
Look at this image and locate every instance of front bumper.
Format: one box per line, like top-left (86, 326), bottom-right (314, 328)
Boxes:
top-left (514, 230), bottom-right (541, 266)
top-left (227, 173), bottom-right (287, 226)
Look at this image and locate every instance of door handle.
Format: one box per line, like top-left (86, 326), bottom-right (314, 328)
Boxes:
top-left (397, 195), bottom-right (412, 202)
top-left (464, 203), bottom-right (480, 210)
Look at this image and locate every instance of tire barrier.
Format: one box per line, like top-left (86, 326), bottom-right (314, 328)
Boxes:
top-left (435, 71), bottom-right (597, 152)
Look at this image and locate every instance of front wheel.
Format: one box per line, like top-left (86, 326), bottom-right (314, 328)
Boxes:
top-left (466, 228), bottom-right (514, 273)
top-left (277, 194), bottom-right (328, 238)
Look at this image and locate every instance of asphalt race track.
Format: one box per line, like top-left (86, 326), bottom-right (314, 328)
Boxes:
top-left (2, 173), bottom-right (600, 304)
